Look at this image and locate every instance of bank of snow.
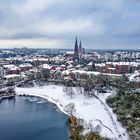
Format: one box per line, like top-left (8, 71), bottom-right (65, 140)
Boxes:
top-left (15, 85), bottom-right (128, 140)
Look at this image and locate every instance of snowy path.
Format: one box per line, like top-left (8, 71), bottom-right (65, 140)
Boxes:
top-left (15, 85), bottom-right (129, 140)
top-left (94, 94), bottom-right (123, 140)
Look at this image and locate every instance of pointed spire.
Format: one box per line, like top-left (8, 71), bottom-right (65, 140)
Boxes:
top-left (79, 40), bottom-right (82, 49)
top-left (74, 37), bottom-right (79, 60)
top-left (75, 37), bottom-right (78, 50)
top-left (79, 40), bottom-right (82, 54)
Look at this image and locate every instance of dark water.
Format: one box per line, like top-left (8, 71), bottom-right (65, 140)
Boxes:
top-left (0, 96), bottom-right (69, 140)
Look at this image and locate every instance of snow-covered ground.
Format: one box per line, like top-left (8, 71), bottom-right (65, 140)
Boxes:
top-left (15, 85), bottom-right (129, 140)
top-left (129, 71), bottom-right (140, 82)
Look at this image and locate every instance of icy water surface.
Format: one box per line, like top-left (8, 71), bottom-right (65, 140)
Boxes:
top-left (0, 96), bottom-right (69, 140)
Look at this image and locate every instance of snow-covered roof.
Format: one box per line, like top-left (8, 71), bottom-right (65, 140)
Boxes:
top-left (67, 64), bottom-right (74, 69)
top-left (106, 62), bottom-right (140, 67)
top-left (66, 60), bottom-right (74, 64)
top-left (3, 64), bottom-right (20, 71)
top-left (56, 67), bottom-right (61, 71)
top-left (3, 64), bottom-right (15, 68)
top-left (95, 63), bottom-right (106, 67)
top-left (4, 74), bottom-right (21, 79)
top-left (65, 51), bottom-right (74, 54)
top-left (10, 67), bottom-right (20, 71)
top-left (61, 64), bottom-right (66, 67)
top-left (19, 63), bottom-right (32, 68)
top-left (40, 64), bottom-right (53, 70)
top-left (24, 58), bottom-right (48, 62)
top-left (87, 62), bottom-right (93, 66)
top-left (70, 70), bottom-right (122, 77)
top-left (71, 70), bottom-right (100, 75)
top-left (37, 58), bottom-right (48, 61)
top-left (108, 67), bottom-right (116, 70)
top-left (75, 65), bottom-right (81, 68)
top-left (102, 73), bottom-right (122, 77)
top-left (62, 68), bottom-right (75, 75)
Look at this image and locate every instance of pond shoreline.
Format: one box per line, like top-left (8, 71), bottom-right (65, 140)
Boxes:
top-left (17, 93), bottom-right (70, 116)
top-left (15, 85), bottom-right (130, 140)
top-left (0, 95), bottom-right (70, 140)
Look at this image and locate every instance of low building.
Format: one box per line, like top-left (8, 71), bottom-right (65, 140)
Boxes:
top-left (19, 63), bottom-right (33, 72)
top-left (50, 71), bottom-right (62, 80)
top-left (115, 64), bottom-right (129, 74)
top-left (69, 69), bottom-right (122, 81)
top-left (40, 64), bottom-right (56, 71)
top-left (107, 67), bottom-right (116, 74)
top-left (87, 62), bottom-right (96, 71)
top-left (60, 64), bottom-right (66, 71)
top-left (95, 63), bottom-right (105, 73)
top-left (4, 74), bottom-right (21, 83)
top-left (39, 64), bottom-right (53, 79)
top-left (104, 64), bottom-right (113, 73)
top-left (64, 51), bottom-right (74, 60)
top-left (3, 64), bottom-right (20, 75)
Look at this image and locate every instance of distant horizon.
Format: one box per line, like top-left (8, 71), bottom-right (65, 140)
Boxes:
top-left (0, 47), bottom-right (140, 52)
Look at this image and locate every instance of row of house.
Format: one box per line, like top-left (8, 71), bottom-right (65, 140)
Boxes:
top-left (68, 70), bottom-right (122, 82)
top-left (88, 62), bottom-right (140, 74)
top-left (0, 63), bottom-right (33, 77)
top-left (38, 63), bottom-right (123, 82)
top-left (0, 59), bottom-right (76, 79)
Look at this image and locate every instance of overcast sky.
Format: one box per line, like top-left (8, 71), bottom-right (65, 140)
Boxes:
top-left (0, 0), bottom-right (140, 49)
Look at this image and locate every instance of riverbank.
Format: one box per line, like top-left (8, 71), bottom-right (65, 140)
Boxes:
top-left (0, 87), bottom-right (15, 99)
top-left (15, 85), bottom-right (129, 140)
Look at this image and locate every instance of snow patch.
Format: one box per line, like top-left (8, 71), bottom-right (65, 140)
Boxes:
top-left (15, 85), bottom-right (129, 140)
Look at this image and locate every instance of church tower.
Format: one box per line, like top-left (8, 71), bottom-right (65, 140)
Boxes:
top-left (79, 41), bottom-right (82, 55)
top-left (73, 37), bottom-right (79, 60)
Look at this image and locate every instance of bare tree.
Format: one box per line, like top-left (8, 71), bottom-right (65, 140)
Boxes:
top-left (63, 86), bottom-right (75, 98)
top-left (82, 76), bottom-right (96, 97)
top-left (7, 86), bottom-right (15, 94)
top-left (94, 124), bottom-right (102, 134)
top-left (63, 86), bottom-right (69, 93)
top-left (41, 69), bottom-right (50, 81)
top-left (76, 86), bottom-right (83, 95)
top-left (87, 120), bottom-right (94, 131)
top-left (95, 74), bottom-right (104, 94)
top-left (64, 103), bottom-right (76, 115)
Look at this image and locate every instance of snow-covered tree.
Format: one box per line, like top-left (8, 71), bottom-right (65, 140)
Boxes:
top-left (82, 76), bottom-right (96, 97)
top-left (63, 86), bottom-right (69, 93)
top-left (94, 124), bottom-right (102, 134)
top-left (7, 87), bottom-right (15, 93)
top-left (76, 86), bottom-right (83, 95)
top-left (64, 103), bottom-right (76, 115)
top-left (86, 120), bottom-right (94, 131)
top-left (95, 74), bottom-right (105, 93)
top-left (63, 86), bottom-right (75, 98)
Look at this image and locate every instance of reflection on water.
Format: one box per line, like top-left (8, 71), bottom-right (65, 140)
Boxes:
top-left (0, 96), bottom-right (69, 140)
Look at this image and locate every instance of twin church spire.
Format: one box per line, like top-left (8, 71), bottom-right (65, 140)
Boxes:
top-left (74, 37), bottom-right (83, 60)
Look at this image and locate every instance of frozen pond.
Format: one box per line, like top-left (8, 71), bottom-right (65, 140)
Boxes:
top-left (0, 96), bottom-right (69, 140)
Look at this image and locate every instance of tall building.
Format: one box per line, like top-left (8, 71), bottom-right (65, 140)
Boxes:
top-left (73, 37), bottom-right (79, 60)
top-left (82, 48), bottom-right (85, 54)
top-left (79, 41), bottom-right (82, 55)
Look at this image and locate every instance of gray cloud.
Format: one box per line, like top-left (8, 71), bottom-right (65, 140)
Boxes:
top-left (0, 0), bottom-right (140, 49)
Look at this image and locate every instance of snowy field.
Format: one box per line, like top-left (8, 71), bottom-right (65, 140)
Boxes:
top-left (15, 85), bottom-right (129, 140)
